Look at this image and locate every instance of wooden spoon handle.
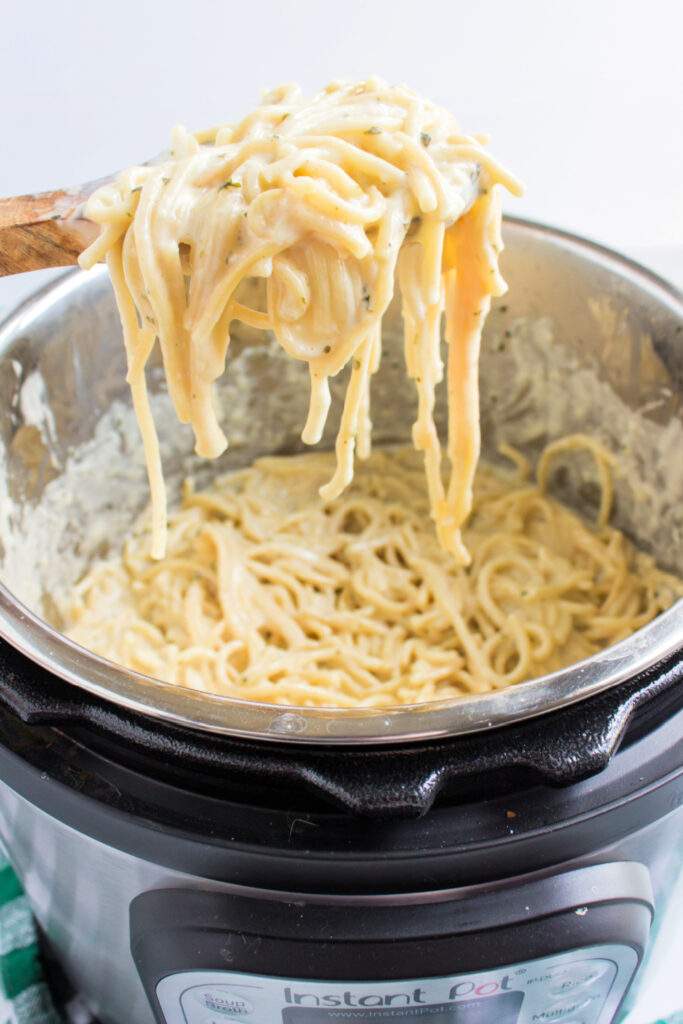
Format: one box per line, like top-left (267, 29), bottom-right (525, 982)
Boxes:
top-left (0, 181), bottom-right (106, 276)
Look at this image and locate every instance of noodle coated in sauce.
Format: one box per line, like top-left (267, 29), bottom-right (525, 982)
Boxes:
top-left (63, 442), bottom-right (683, 708)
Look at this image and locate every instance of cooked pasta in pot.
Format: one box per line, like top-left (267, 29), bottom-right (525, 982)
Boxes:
top-left (63, 439), bottom-right (683, 707)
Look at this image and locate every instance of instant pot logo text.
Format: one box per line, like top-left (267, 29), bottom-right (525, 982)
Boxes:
top-left (284, 974), bottom-right (515, 1008)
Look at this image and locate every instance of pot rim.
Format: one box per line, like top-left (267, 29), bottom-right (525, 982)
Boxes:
top-left (0, 216), bottom-right (681, 745)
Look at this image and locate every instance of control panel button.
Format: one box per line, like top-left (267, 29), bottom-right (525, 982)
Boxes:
top-left (548, 962), bottom-right (609, 996)
top-left (536, 996), bottom-right (592, 1019)
top-left (191, 987), bottom-right (254, 1017)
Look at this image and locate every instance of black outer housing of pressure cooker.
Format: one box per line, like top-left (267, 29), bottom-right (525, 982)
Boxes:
top-left (0, 634), bottom-right (680, 877)
top-left (0, 632), bottom-right (681, 1024)
top-left (130, 881), bottom-right (653, 1015)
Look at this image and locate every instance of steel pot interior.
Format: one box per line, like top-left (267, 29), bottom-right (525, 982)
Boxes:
top-left (0, 218), bottom-right (681, 744)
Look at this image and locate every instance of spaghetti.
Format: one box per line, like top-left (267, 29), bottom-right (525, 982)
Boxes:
top-left (72, 81), bottom-right (682, 707)
top-left (79, 78), bottom-right (522, 562)
top-left (63, 438), bottom-right (683, 707)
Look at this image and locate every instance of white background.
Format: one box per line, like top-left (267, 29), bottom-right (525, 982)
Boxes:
top-left (1, 0), bottom-right (682, 309)
top-left (0, 3), bottom-right (682, 1022)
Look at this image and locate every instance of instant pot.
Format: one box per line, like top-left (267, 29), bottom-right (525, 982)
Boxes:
top-left (0, 219), bottom-right (680, 1024)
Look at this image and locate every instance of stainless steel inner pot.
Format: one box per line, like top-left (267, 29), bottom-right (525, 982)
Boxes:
top-left (0, 217), bottom-right (681, 744)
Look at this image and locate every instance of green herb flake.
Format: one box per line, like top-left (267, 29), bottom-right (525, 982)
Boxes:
top-left (131, 186), bottom-right (143, 194)
top-left (219, 179), bottom-right (241, 190)
top-left (365, 126), bottom-right (381, 135)
top-left (469, 164), bottom-right (481, 184)
top-left (353, 359), bottom-right (361, 370)
top-left (161, 177), bottom-right (170, 184)
top-left (323, 345), bottom-right (331, 354)
top-left (361, 286), bottom-right (371, 308)
top-left (420, 132), bottom-right (431, 147)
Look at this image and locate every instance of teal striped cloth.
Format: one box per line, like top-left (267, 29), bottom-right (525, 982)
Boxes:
top-left (0, 855), bottom-right (60, 1024)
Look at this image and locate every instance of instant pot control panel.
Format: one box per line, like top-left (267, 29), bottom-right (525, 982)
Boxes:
top-left (153, 949), bottom-right (634, 1024)
top-left (131, 863), bottom-right (653, 1024)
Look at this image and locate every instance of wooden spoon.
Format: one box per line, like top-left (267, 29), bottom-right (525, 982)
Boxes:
top-left (0, 159), bottom-right (486, 278)
top-left (0, 178), bottom-right (109, 276)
